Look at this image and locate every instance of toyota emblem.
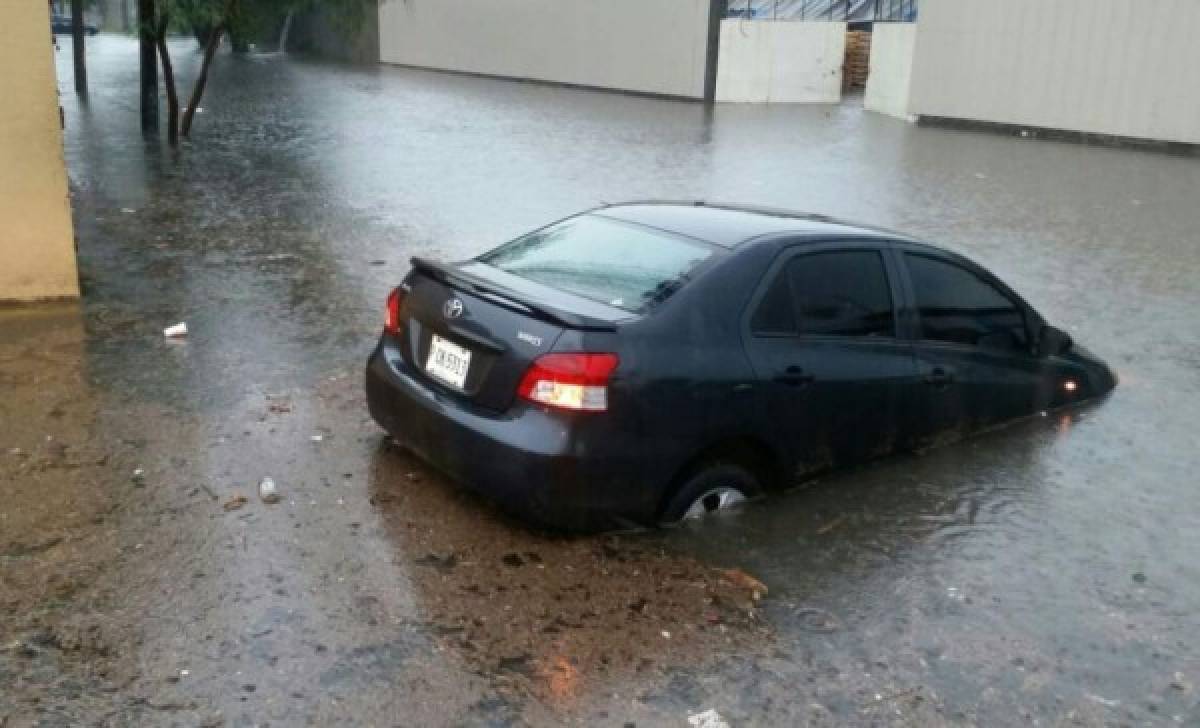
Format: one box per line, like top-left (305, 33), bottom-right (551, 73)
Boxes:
top-left (443, 298), bottom-right (464, 319)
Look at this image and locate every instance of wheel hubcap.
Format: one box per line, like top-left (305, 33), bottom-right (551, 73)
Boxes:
top-left (682, 486), bottom-right (747, 519)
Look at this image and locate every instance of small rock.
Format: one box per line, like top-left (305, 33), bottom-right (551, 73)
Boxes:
top-left (502, 553), bottom-right (524, 568)
top-left (223, 494), bottom-right (249, 512)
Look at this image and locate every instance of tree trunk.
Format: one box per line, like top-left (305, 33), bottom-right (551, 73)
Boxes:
top-left (181, 24), bottom-right (224, 138)
top-left (154, 12), bottom-right (179, 145)
top-left (71, 0), bottom-right (87, 95)
top-left (138, 0), bottom-right (158, 133)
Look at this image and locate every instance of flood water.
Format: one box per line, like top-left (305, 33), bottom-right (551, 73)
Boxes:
top-left (2, 34), bottom-right (1198, 726)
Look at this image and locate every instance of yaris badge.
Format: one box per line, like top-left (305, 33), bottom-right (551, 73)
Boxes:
top-left (443, 298), bottom-right (464, 319)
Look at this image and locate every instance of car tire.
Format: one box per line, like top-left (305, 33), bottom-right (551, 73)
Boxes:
top-left (659, 463), bottom-right (762, 525)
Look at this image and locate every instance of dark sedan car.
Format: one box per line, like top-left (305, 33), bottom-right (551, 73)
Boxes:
top-left (366, 203), bottom-right (1115, 530)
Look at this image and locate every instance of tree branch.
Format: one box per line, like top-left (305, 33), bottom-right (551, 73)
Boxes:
top-left (154, 5), bottom-right (180, 145)
top-left (181, 13), bottom-right (228, 138)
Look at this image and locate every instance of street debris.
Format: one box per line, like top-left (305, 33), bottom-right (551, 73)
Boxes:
top-left (688, 709), bottom-right (731, 728)
top-left (502, 552), bottom-right (525, 567)
top-left (817, 515), bottom-right (846, 534)
top-left (223, 494), bottom-right (249, 512)
top-left (310, 434), bottom-right (324, 442)
top-left (792, 606), bottom-right (842, 633)
top-left (1085, 693), bottom-right (1120, 708)
top-left (163, 322), bottom-right (188, 339)
top-left (415, 552), bottom-right (459, 573)
top-left (721, 568), bottom-right (768, 600)
top-left (259, 477), bottom-right (280, 504)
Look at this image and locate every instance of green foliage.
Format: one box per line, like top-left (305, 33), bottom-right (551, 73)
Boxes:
top-left (160, 0), bottom-right (373, 43)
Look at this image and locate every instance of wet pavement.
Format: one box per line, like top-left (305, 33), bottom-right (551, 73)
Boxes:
top-left (3, 34), bottom-right (1199, 726)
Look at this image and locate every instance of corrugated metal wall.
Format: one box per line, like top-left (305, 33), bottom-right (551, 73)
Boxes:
top-left (378, 0), bottom-right (712, 99)
top-left (909, 0), bottom-right (1200, 144)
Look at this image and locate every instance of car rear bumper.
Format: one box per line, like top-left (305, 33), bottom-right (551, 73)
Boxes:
top-left (365, 339), bottom-right (659, 531)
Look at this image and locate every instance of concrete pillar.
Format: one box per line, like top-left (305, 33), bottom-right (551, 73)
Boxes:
top-left (0, 1), bottom-right (79, 301)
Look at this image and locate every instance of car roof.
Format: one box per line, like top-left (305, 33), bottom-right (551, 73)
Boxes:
top-left (591, 201), bottom-right (914, 248)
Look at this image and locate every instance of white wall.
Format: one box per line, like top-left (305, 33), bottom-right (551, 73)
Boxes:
top-left (864, 23), bottom-right (916, 120)
top-left (378, 0), bottom-right (712, 99)
top-left (716, 20), bottom-right (846, 103)
top-left (909, 0), bottom-right (1200, 144)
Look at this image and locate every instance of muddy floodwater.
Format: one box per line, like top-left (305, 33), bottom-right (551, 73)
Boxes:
top-left (2, 35), bottom-right (1199, 726)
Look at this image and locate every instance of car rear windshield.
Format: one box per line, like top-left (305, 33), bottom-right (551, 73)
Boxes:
top-left (477, 215), bottom-right (714, 313)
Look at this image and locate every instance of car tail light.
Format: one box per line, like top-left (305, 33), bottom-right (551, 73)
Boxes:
top-left (517, 353), bottom-right (619, 412)
top-left (384, 287), bottom-right (406, 336)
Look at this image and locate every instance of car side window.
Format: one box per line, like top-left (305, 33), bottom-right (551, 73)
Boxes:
top-left (751, 250), bottom-right (895, 338)
top-left (904, 253), bottom-right (1029, 351)
top-left (788, 251), bottom-right (895, 337)
top-left (750, 268), bottom-right (797, 335)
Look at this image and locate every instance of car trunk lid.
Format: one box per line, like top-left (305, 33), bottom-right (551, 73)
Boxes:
top-left (399, 258), bottom-right (626, 412)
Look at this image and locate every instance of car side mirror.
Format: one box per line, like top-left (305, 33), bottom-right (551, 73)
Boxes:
top-left (1035, 325), bottom-right (1073, 358)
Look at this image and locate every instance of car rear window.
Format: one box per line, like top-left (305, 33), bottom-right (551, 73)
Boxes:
top-left (477, 215), bottom-right (714, 312)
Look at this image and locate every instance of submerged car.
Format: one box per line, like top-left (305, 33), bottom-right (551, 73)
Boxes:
top-left (366, 202), bottom-right (1115, 530)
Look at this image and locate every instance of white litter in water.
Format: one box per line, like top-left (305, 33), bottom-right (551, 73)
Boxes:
top-left (259, 477), bottom-right (280, 504)
top-left (163, 322), bottom-right (188, 338)
top-left (688, 709), bottom-right (730, 728)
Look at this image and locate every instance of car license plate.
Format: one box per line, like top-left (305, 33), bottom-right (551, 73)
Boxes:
top-left (426, 335), bottom-right (471, 389)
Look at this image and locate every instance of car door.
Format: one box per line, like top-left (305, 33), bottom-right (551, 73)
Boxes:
top-left (741, 241), bottom-right (919, 480)
top-left (894, 247), bottom-right (1049, 446)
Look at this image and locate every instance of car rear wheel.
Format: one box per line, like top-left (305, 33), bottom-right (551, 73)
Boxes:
top-left (660, 463), bottom-right (762, 525)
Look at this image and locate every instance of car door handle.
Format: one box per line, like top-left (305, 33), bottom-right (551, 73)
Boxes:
top-left (774, 365), bottom-right (815, 387)
top-left (924, 367), bottom-right (956, 388)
